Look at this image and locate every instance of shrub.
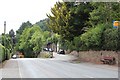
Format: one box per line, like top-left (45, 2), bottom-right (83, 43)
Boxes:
top-left (39, 52), bottom-right (53, 58)
top-left (0, 44), bottom-right (5, 62)
top-left (103, 29), bottom-right (118, 51)
top-left (80, 24), bottom-right (104, 50)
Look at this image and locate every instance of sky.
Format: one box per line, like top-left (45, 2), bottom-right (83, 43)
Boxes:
top-left (0, 0), bottom-right (62, 35)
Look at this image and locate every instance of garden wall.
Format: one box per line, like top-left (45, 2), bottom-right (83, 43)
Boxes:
top-left (70, 51), bottom-right (119, 65)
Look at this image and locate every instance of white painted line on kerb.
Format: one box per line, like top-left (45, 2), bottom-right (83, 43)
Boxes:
top-left (84, 75), bottom-right (94, 78)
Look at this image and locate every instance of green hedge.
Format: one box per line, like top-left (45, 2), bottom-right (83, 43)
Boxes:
top-left (0, 44), bottom-right (5, 62)
top-left (0, 44), bottom-right (11, 62)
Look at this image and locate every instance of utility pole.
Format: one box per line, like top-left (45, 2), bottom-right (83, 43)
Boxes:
top-left (3, 21), bottom-right (8, 60)
top-left (4, 21), bottom-right (6, 34)
top-left (3, 21), bottom-right (6, 47)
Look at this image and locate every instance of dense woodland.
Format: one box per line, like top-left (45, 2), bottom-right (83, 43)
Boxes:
top-left (0, 2), bottom-right (120, 59)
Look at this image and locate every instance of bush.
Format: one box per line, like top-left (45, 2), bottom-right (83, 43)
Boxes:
top-left (39, 52), bottom-right (53, 58)
top-left (80, 24), bottom-right (104, 50)
top-left (0, 44), bottom-right (11, 62)
top-left (103, 29), bottom-right (118, 51)
top-left (0, 44), bottom-right (5, 62)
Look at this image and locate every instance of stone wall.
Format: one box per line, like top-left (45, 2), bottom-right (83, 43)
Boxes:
top-left (71, 51), bottom-right (119, 65)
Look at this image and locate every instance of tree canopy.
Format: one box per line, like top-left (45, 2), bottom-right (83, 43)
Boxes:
top-left (47, 2), bottom-right (93, 41)
top-left (47, 2), bottom-right (120, 51)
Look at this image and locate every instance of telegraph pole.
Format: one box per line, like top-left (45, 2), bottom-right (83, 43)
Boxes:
top-left (4, 21), bottom-right (6, 34)
top-left (3, 21), bottom-right (8, 60)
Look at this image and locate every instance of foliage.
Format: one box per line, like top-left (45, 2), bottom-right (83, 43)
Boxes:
top-left (89, 2), bottom-right (120, 26)
top-left (80, 24), bottom-right (104, 50)
top-left (0, 44), bottom-right (5, 62)
top-left (0, 43), bottom-right (11, 62)
top-left (72, 36), bottom-right (82, 51)
top-left (88, 2), bottom-right (120, 51)
top-left (9, 29), bottom-right (16, 47)
top-left (9, 29), bottom-right (15, 38)
top-left (30, 26), bottom-right (44, 54)
top-left (47, 33), bottom-right (61, 44)
top-left (16, 21), bottom-right (32, 43)
top-left (35, 18), bottom-right (50, 31)
top-left (47, 2), bottom-right (93, 41)
top-left (18, 25), bottom-right (51, 58)
top-left (1, 34), bottom-right (12, 52)
top-left (39, 52), bottom-right (53, 58)
top-left (16, 21), bottom-right (32, 35)
top-left (47, 2), bottom-right (120, 51)
top-left (102, 29), bottom-right (118, 51)
top-left (14, 2), bottom-right (120, 58)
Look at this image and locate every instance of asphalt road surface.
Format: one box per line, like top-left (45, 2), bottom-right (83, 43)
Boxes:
top-left (0, 53), bottom-right (118, 78)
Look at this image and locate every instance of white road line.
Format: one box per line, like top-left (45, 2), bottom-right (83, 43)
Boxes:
top-left (84, 75), bottom-right (94, 78)
top-left (17, 60), bottom-right (22, 79)
top-left (0, 69), bottom-right (2, 80)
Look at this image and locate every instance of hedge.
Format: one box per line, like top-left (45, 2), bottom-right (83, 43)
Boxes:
top-left (0, 44), bottom-right (5, 62)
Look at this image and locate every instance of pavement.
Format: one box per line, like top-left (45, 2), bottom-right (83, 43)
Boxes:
top-left (0, 52), bottom-right (118, 78)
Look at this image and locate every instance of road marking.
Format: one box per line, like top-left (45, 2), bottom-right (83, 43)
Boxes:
top-left (84, 75), bottom-right (94, 78)
top-left (17, 60), bottom-right (22, 79)
top-left (0, 69), bottom-right (2, 80)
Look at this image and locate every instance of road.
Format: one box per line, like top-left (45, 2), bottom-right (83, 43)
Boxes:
top-left (0, 53), bottom-right (118, 78)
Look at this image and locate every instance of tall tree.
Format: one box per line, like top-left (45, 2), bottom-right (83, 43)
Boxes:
top-left (16, 21), bottom-right (32, 43)
top-left (89, 2), bottom-right (120, 26)
top-left (18, 25), bottom-right (46, 57)
top-left (9, 29), bottom-right (16, 45)
top-left (9, 29), bottom-right (15, 38)
top-left (47, 2), bottom-right (93, 41)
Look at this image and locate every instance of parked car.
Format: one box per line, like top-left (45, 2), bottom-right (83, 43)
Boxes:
top-left (58, 49), bottom-right (65, 54)
top-left (43, 48), bottom-right (54, 58)
top-left (43, 48), bottom-right (48, 51)
top-left (12, 54), bottom-right (17, 59)
top-left (43, 48), bottom-right (54, 52)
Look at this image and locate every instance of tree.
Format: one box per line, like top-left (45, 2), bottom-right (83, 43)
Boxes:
top-left (19, 27), bottom-right (33, 57)
top-left (0, 34), bottom-right (12, 60)
top-left (103, 29), bottom-right (118, 51)
top-left (16, 21), bottom-right (32, 43)
top-left (89, 2), bottom-right (120, 26)
top-left (35, 18), bottom-right (50, 31)
top-left (9, 29), bottom-right (15, 38)
top-left (18, 25), bottom-right (46, 57)
top-left (0, 43), bottom-right (6, 61)
top-left (89, 2), bottom-right (120, 51)
top-left (1, 34), bottom-right (12, 51)
top-left (16, 21), bottom-right (32, 35)
top-left (80, 24), bottom-right (104, 50)
top-left (9, 29), bottom-right (16, 45)
top-left (30, 25), bottom-right (44, 57)
top-left (47, 2), bottom-right (93, 41)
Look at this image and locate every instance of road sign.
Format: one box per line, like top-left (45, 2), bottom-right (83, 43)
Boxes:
top-left (113, 21), bottom-right (120, 29)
